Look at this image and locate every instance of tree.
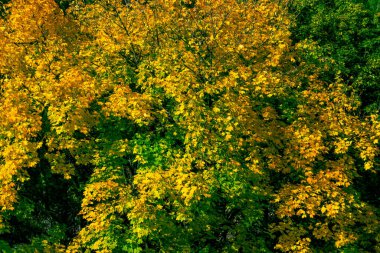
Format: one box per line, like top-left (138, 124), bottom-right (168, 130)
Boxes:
top-left (0, 0), bottom-right (378, 252)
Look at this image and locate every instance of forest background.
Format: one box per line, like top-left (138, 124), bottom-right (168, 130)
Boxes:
top-left (0, 0), bottom-right (379, 252)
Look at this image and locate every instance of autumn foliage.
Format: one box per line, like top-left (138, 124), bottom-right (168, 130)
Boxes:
top-left (0, 0), bottom-right (379, 252)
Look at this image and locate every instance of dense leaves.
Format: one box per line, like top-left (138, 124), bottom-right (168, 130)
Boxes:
top-left (0, 0), bottom-right (378, 252)
top-left (289, 0), bottom-right (380, 113)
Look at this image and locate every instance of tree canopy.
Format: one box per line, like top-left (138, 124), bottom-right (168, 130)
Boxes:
top-left (0, 0), bottom-right (379, 252)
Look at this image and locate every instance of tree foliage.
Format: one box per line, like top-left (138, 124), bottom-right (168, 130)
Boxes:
top-left (0, 0), bottom-right (378, 252)
top-left (289, 0), bottom-right (380, 113)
